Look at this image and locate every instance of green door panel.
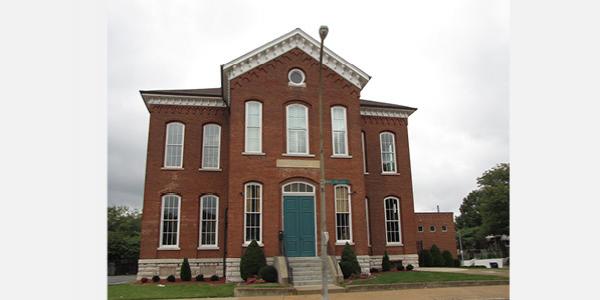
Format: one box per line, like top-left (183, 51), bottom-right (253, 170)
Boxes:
top-left (283, 196), bottom-right (315, 257)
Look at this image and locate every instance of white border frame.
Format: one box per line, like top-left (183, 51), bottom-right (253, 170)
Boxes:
top-left (383, 196), bottom-right (403, 246)
top-left (334, 184), bottom-right (353, 244)
top-left (288, 68), bottom-right (306, 86)
top-left (244, 101), bottom-right (263, 154)
top-left (331, 106), bottom-right (349, 157)
top-left (430, 225), bottom-right (436, 232)
top-left (286, 104), bottom-right (310, 155)
top-left (417, 224), bottom-right (424, 232)
top-left (198, 195), bottom-right (220, 250)
top-left (163, 122), bottom-right (185, 169)
top-left (442, 224), bottom-right (448, 232)
top-left (379, 131), bottom-right (398, 174)
top-left (201, 124), bottom-right (221, 170)
top-left (243, 182), bottom-right (263, 246)
top-left (281, 181), bottom-right (318, 257)
top-left (158, 194), bottom-right (182, 250)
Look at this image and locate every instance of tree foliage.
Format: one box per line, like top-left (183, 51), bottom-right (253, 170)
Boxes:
top-left (381, 251), bottom-right (392, 271)
top-left (180, 258), bottom-right (192, 281)
top-left (239, 240), bottom-right (266, 280)
top-left (108, 206), bottom-right (141, 262)
top-left (341, 242), bottom-right (361, 275)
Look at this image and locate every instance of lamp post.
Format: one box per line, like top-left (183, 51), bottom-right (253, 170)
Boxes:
top-left (318, 25), bottom-right (329, 300)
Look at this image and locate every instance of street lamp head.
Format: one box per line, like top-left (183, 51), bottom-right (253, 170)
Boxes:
top-left (319, 25), bottom-right (329, 40)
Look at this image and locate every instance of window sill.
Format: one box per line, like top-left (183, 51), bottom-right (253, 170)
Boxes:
top-left (242, 152), bottom-right (266, 156)
top-left (198, 246), bottom-right (220, 250)
top-left (335, 241), bottom-right (354, 246)
top-left (282, 153), bottom-right (316, 157)
top-left (331, 155), bottom-right (352, 159)
top-left (161, 167), bottom-right (184, 171)
top-left (288, 82), bottom-right (306, 87)
top-left (157, 246), bottom-right (180, 250)
top-left (381, 172), bottom-right (400, 176)
top-left (199, 168), bottom-right (222, 172)
top-left (385, 243), bottom-right (404, 247)
top-left (363, 172), bottom-right (370, 175)
top-left (242, 242), bottom-right (264, 247)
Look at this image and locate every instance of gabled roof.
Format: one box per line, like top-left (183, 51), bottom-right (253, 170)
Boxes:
top-left (221, 28), bottom-right (372, 104)
top-left (140, 88), bottom-right (222, 97)
top-left (359, 99), bottom-right (417, 111)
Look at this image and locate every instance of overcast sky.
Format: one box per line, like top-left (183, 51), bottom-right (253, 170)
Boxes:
top-left (108, 0), bottom-right (509, 215)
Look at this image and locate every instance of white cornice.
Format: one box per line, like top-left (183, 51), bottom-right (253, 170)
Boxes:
top-left (142, 94), bottom-right (226, 108)
top-left (360, 107), bottom-right (414, 118)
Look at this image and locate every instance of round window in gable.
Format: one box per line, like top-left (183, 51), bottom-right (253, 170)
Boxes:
top-left (288, 68), bottom-right (306, 86)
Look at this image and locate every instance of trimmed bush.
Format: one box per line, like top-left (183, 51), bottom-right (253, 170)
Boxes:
top-left (406, 264), bottom-right (414, 271)
top-left (151, 275), bottom-right (160, 283)
top-left (453, 259), bottom-right (461, 267)
top-left (382, 251), bottom-right (392, 271)
top-left (341, 242), bottom-right (361, 275)
top-left (180, 258), bottom-right (192, 281)
top-left (140, 277), bottom-right (149, 283)
top-left (259, 265), bottom-right (278, 283)
top-left (396, 263), bottom-right (405, 271)
top-left (369, 267), bottom-right (379, 273)
top-left (430, 244), bottom-right (444, 267)
top-left (419, 249), bottom-right (432, 267)
top-left (442, 251), bottom-right (454, 267)
top-left (195, 274), bottom-right (204, 282)
top-left (167, 275), bottom-right (176, 282)
top-left (339, 261), bottom-right (354, 279)
top-left (210, 274), bottom-right (220, 281)
top-left (240, 240), bottom-right (267, 281)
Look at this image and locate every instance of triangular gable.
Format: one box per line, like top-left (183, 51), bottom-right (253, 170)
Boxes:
top-left (221, 28), bottom-right (371, 103)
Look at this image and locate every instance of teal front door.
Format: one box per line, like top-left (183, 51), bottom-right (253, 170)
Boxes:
top-left (283, 196), bottom-right (316, 257)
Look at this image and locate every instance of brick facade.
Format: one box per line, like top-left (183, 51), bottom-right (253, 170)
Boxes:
top-left (415, 212), bottom-right (457, 257)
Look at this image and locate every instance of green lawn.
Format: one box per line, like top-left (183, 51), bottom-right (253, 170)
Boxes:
top-left (108, 283), bottom-right (235, 300)
top-left (350, 271), bottom-right (506, 285)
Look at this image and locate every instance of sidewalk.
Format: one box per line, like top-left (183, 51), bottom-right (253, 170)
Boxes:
top-left (108, 275), bottom-right (136, 285)
top-left (419, 267), bottom-right (510, 278)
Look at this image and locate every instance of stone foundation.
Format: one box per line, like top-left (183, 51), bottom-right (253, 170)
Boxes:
top-left (369, 254), bottom-right (419, 269)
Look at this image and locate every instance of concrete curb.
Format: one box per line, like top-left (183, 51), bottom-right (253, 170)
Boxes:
top-left (234, 286), bottom-right (296, 297)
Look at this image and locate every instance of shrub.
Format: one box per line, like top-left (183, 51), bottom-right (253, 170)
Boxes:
top-left (396, 262), bottom-right (405, 271)
top-left (152, 275), bottom-right (160, 283)
top-left (140, 277), bottom-right (149, 283)
top-left (454, 259), bottom-right (461, 267)
top-left (259, 265), bottom-right (278, 283)
top-left (180, 258), bottom-right (192, 281)
top-left (341, 242), bottom-right (361, 275)
top-left (210, 274), bottom-right (220, 281)
top-left (382, 251), bottom-right (392, 271)
top-left (195, 274), bottom-right (204, 282)
top-left (442, 251), bottom-right (454, 267)
top-left (339, 261), bottom-right (354, 279)
top-left (430, 244), bottom-right (444, 267)
top-left (369, 267), bottom-right (379, 273)
top-left (240, 240), bottom-right (267, 281)
top-left (419, 250), bottom-right (432, 267)
top-left (167, 275), bottom-right (176, 282)
top-left (406, 264), bottom-right (414, 271)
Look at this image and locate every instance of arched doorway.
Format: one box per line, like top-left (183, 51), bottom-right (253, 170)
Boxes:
top-left (281, 181), bottom-right (316, 257)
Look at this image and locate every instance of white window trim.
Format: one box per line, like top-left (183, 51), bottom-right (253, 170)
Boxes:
top-left (384, 197), bottom-right (403, 246)
top-left (417, 225), bottom-right (424, 232)
top-left (201, 124), bottom-right (221, 170)
top-left (361, 131), bottom-right (368, 174)
top-left (379, 132), bottom-right (398, 174)
top-left (243, 182), bottom-right (263, 245)
top-left (286, 104), bottom-right (310, 155)
top-left (158, 194), bottom-right (181, 249)
top-left (334, 184), bottom-right (353, 244)
top-left (442, 225), bottom-right (448, 232)
top-left (244, 101), bottom-right (263, 154)
top-left (163, 122), bottom-right (185, 169)
top-left (430, 225), bottom-right (436, 232)
top-left (198, 195), bottom-right (219, 249)
top-left (288, 68), bottom-right (306, 87)
top-left (330, 106), bottom-right (349, 156)
top-left (365, 198), bottom-right (371, 247)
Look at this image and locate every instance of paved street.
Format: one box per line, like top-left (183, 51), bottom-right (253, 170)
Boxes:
top-left (419, 267), bottom-right (510, 278)
top-left (108, 275), bottom-right (136, 285)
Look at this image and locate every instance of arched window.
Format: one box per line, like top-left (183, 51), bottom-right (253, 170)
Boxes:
top-left (331, 106), bottom-right (348, 156)
top-left (286, 104), bottom-right (309, 155)
top-left (199, 195), bottom-right (219, 248)
top-left (244, 182), bottom-right (262, 244)
top-left (384, 197), bottom-right (402, 245)
top-left (334, 185), bottom-right (352, 243)
top-left (202, 124), bottom-right (221, 169)
top-left (380, 132), bottom-right (397, 173)
top-left (283, 182), bottom-right (315, 193)
top-left (164, 122), bottom-right (184, 168)
top-left (245, 101), bottom-right (262, 153)
top-left (159, 194), bottom-right (181, 248)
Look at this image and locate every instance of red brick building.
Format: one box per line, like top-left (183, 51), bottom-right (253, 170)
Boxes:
top-left (415, 212), bottom-right (457, 256)
top-left (136, 28), bottom-right (455, 283)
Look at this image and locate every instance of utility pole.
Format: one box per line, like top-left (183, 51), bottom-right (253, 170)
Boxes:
top-left (318, 25), bottom-right (329, 300)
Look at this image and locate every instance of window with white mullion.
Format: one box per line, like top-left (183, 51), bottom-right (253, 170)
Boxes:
top-left (384, 197), bottom-right (402, 244)
top-left (331, 106), bottom-right (348, 155)
top-left (199, 195), bottom-right (219, 247)
top-left (245, 101), bottom-right (262, 153)
top-left (361, 131), bottom-right (368, 173)
top-left (160, 194), bottom-right (181, 248)
top-left (164, 122), bottom-right (184, 168)
top-left (286, 104), bottom-right (308, 154)
top-left (244, 183), bottom-right (262, 243)
top-left (202, 124), bottom-right (221, 169)
top-left (335, 185), bottom-right (352, 242)
top-left (380, 132), bottom-right (397, 173)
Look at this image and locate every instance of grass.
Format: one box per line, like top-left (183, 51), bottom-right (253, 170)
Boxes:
top-left (108, 282), bottom-right (235, 300)
top-left (350, 271), bottom-right (506, 285)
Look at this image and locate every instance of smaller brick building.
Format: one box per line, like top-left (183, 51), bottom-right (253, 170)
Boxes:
top-left (415, 212), bottom-right (457, 256)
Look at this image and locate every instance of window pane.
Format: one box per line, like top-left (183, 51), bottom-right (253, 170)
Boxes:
top-left (245, 184), bottom-right (262, 242)
top-left (202, 125), bottom-right (220, 168)
top-left (287, 105), bottom-right (308, 154)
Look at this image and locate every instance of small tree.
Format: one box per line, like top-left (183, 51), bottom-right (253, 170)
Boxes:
top-left (341, 242), bottom-right (361, 275)
top-left (442, 251), bottom-right (454, 267)
top-left (419, 249), bottom-right (432, 267)
top-left (430, 244), bottom-right (444, 267)
top-left (180, 258), bottom-right (192, 281)
top-left (382, 251), bottom-right (392, 271)
top-left (240, 240), bottom-right (267, 280)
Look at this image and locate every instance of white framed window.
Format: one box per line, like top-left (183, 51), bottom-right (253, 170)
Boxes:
top-left (331, 106), bottom-right (348, 156)
top-left (288, 68), bottom-right (306, 86)
top-left (361, 131), bottom-right (368, 173)
top-left (199, 195), bottom-right (219, 248)
top-left (164, 122), bottom-right (184, 168)
top-left (159, 194), bottom-right (181, 248)
top-left (244, 182), bottom-right (262, 244)
top-left (286, 104), bottom-right (309, 155)
top-left (334, 185), bottom-right (352, 243)
top-left (418, 225), bottom-right (424, 232)
top-left (245, 101), bottom-right (262, 153)
top-left (201, 124), bottom-right (221, 169)
top-left (380, 132), bottom-right (397, 173)
top-left (430, 225), bottom-right (436, 232)
top-left (384, 197), bottom-right (402, 245)
top-left (365, 198), bottom-right (371, 246)
top-left (442, 225), bottom-right (448, 232)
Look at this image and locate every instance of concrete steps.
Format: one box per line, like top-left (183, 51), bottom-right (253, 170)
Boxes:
top-left (287, 257), bottom-right (338, 286)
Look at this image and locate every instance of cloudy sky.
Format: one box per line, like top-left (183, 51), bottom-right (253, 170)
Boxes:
top-left (108, 0), bottom-right (509, 215)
